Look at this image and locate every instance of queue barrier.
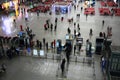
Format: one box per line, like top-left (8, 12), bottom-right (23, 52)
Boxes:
top-left (70, 55), bottom-right (94, 63)
top-left (18, 48), bottom-right (94, 64)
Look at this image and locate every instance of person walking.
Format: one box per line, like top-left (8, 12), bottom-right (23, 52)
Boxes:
top-left (74, 45), bottom-right (76, 55)
top-left (54, 24), bottom-right (57, 31)
top-left (101, 56), bottom-right (106, 72)
top-left (13, 19), bottom-right (16, 25)
top-left (67, 27), bottom-right (71, 34)
top-left (61, 58), bottom-right (66, 75)
top-left (89, 28), bottom-right (93, 36)
top-left (20, 25), bottom-right (23, 31)
top-left (81, 7), bottom-right (83, 12)
top-left (24, 8), bottom-right (26, 13)
top-left (44, 24), bottom-right (47, 30)
top-left (102, 20), bottom-right (105, 27)
top-left (49, 11), bottom-right (52, 15)
top-left (64, 42), bottom-right (72, 64)
top-left (66, 51), bottom-right (70, 64)
top-left (109, 27), bottom-right (112, 35)
top-left (37, 11), bottom-right (39, 16)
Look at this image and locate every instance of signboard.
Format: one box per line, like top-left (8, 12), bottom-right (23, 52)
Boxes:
top-left (39, 50), bottom-right (44, 56)
top-left (33, 49), bottom-right (38, 56)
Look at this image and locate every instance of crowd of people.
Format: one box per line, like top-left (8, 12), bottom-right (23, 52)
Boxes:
top-left (44, 18), bottom-right (58, 31)
top-left (0, 0), bottom-right (114, 76)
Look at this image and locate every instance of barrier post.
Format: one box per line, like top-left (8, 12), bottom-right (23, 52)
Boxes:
top-left (46, 53), bottom-right (47, 59)
top-left (83, 57), bottom-right (85, 63)
top-left (75, 56), bottom-right (77, 63)
top-left (52, 54), bottom-right (54, 60)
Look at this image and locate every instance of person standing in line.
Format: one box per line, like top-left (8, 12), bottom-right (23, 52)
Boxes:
top-left (61, 17), bottom-right (64, 21)
top-left (88, 42), bottom-right (92, 57)
top-left (53, 39), bottom-right (56, 48)
top-left (36, 39), bottom-right (39, 47)
top-left (61, 58), bottom-right (66, 75)
top-left (39, 41), bottom-right (42, 49)
top-left (54, 24), bottom-right (57, 31)
top-left (13, 19), bottom-right (16, 24)
top-left (99, 32), bottom-right (103, 37)
top-left (46, 42), bottom-right (48, 51)
top-left (110, 27), bottom-right (112, 34)
top-left (44, 24), bottom-right (47, 30)
top-left (74, 22), bottom-right (76, 28)
top-left (77, 23), bottom-right (80, 32)
top-left (43, 38), bottom-right (45, 46)
top-left (24, 8), bottom-right (26, 13)
top-left (74, 29), bottom-right (76, 37)
top-left (71, 17), bottom-right (73, 23)
top-left (55, 17), bottom-right (58, 23)
top-left (74, 5), bottom-right (76, 10)
top-left (103, 32), bottom-right (106, 39)
top-left (86, 39), bottom-right (89, 56)
top-left (46, 19), bottom-right (50, 28)
top-left (78, 32), bottom-right (81, 37)
top-left (107, 26), bottom-right (110, 36)
top-left (78, 44), bottom-right (82, 52)
top-left (51, 41), bottom-right (53, 49)
top-left (46, 19), bottom-right (48, 24)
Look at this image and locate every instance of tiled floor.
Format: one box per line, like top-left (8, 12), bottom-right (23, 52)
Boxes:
top-left (0, 56), bottom-right (96, 80)
top-left (0, 1), bottom-right (120, 80)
